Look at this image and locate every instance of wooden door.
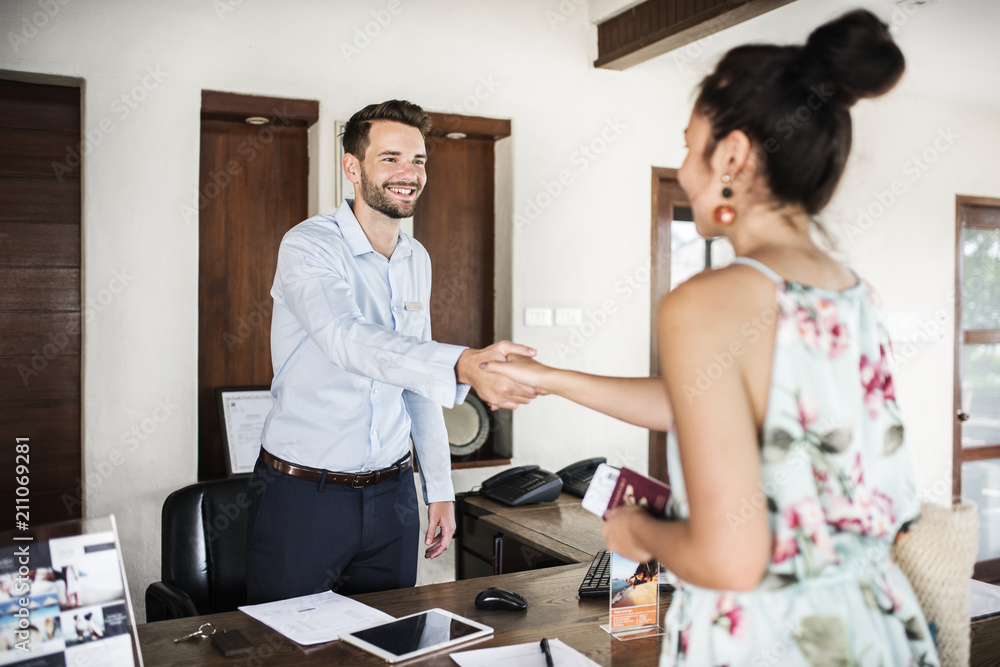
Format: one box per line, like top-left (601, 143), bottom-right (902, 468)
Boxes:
top-left (197, 92), bottom-right (318, 480)
top-left (954, 196), bottom-right (1000, 581)
top-left (649, 169), bottom-right (686, 482)
top-left (0, 79), bottom-right (82, 528)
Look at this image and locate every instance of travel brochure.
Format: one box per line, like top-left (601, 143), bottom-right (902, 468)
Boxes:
top-left (0, 520), bottom-right (139, 667)
top-left (583, 464), bottom-right (671, 636)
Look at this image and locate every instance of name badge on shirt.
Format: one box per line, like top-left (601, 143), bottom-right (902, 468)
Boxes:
top-left (404, 302), bottom-right (424, 311)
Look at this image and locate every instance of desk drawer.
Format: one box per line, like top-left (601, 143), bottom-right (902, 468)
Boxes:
top-left (460, 513), bottom-right (497, 562)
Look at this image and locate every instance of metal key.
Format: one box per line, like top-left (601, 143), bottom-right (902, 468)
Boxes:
top-left (173, 622), bottom-right (216, 643)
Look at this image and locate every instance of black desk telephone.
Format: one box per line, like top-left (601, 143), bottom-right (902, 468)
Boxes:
top-left (555, 457), bottom-right (606, 498)
top-left (480, 466), bottom-right (562, 507)
top-left (479, 457), bottom-right (607, 507)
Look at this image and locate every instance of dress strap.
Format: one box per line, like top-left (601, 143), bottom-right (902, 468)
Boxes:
top-left (730, 257), bottom-right (784, 284)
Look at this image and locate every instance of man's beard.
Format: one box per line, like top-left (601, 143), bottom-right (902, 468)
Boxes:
top-left (359, 166), bottom-right (421, 219)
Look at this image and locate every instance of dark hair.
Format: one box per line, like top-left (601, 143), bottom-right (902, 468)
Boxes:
top-left (696, 9), bottom-right (905, 215)
top-left (341, 100), bottom-right (432, 160)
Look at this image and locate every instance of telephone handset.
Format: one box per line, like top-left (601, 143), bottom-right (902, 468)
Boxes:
top-left (479, 465), bottom-right (562, 507)
top-left (555, 457), bottom-right (607, 498)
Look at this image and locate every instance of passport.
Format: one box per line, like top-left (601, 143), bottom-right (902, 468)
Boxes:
top-left (581, 464), bottom-right (671, 519)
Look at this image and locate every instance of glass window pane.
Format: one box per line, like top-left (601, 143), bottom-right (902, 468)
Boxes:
top-left (962, 227), bottom-right (1000, 330)
top-left (962, 344), bottom-right (1000, 447)
top-left (670, 221), bottom-right (734, 290)
top-left (962, 460), bottom-right (1000, 562)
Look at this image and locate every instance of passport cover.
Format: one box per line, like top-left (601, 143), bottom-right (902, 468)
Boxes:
top-left (605, 467), bottom-right (671, 519)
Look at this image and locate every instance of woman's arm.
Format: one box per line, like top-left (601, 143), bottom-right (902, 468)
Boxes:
top-left (482, 355), bottom-right (673, 431)
top-left (603, 269), bottom-right (774, 591)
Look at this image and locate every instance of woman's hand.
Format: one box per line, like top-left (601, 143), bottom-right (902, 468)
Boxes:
top-left (602, 505), bottom-right (654, 563)
top-left (481, 355), bottom-right (553, 397)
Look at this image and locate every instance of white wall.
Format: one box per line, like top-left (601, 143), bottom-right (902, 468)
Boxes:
top-left (2, 0), bottom-right (998, 619)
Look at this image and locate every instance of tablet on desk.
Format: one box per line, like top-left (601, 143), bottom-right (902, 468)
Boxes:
top-left (340, 608), bottom-right (493, 663)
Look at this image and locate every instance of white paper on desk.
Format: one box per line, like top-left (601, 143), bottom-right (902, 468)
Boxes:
top-left (238, 590), bottom-right (393, 645)
top-left (581, 463), bottom-right (620, 518)
top-left (450, 638), bottom-right (600, 667)
top-left (970, 578), bottom-right (1000, 619)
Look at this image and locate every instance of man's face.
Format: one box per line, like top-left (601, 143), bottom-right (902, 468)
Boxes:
top-left (355, 120), bottom-right (427, 219)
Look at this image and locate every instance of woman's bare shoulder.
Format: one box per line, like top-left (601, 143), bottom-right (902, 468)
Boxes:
top-left (658, 264), bottom-right (779, 332)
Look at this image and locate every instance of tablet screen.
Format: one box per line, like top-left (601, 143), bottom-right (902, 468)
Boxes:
top-left (347, 609), bottom-right (487, 659)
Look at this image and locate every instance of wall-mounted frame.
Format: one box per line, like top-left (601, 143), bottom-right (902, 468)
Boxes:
top-left (216, 386), bottom-right (275, 475)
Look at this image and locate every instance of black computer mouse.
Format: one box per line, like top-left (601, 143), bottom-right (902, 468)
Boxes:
top-left (474, 587), bottom-right (527, 611)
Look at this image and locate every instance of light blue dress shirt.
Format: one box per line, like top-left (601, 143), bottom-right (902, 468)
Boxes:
top-left (262, 200), bottom-right (469, 503)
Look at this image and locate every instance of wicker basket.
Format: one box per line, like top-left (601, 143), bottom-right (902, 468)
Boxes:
top-left (891, 501), bottom-right (979, 667)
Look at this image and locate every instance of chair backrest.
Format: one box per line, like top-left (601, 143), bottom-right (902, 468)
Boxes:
top-left (160, 476), bottom-right (251, 615)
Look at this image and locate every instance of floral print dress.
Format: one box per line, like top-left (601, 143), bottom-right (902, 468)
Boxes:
top-left (662, 257), bottom-right (939, 667)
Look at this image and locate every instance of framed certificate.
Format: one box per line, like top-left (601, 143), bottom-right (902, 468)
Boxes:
top-left (216, 386), bottom-right (275, 475)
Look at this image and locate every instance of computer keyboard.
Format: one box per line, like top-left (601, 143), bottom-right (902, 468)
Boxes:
top-left (577, 549), bottom-right (611, 598)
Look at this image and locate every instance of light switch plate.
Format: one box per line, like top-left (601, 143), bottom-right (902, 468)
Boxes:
top-left (555, 308), bottom-right (582, 326)
top-left (524, 308), bottom-right (553, 327)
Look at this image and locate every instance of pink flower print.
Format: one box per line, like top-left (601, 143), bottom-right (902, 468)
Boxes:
top-left (880, 577), bottom-right (903, 613)
top-left (868, 490), bottom-right (896, 538)
top-left (826, 493), bottom-right (865, 533)
top-left (679, 627), bottom-right (690, 656)
top-left (797, 392), bottom-right (820, 431)
top-left (714, 596), bottom-right (747, 639)
top-left (795, 307), bottom-right (821, 350)
top-left (810, 525), bottom-right (839, 564)
top-left (816, 299), bottom-right (849, 358)
top-left (860, 345), bottom-right (896, 418)
top-left (773, 527), bottom-right (800, 564)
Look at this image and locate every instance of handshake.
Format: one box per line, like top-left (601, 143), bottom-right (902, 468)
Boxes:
top-left (455, 341), bottom-right (550, 411)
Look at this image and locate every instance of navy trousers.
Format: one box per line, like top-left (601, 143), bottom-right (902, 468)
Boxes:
top-left (244, 456), bottom-right (420, 604)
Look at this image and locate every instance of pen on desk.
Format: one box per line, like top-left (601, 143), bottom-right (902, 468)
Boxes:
top-left (540, 637), bottom-right (554, 667)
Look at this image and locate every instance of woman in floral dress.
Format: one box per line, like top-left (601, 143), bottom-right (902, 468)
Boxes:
top-left (484, 9), bottom-right (938, 666)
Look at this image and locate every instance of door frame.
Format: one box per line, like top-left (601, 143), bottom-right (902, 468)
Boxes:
top-left (953, 194), bottom-right (1000, 580)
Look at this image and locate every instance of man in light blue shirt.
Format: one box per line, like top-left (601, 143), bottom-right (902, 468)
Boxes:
top-left (245, 100), bottom-right (536, 603)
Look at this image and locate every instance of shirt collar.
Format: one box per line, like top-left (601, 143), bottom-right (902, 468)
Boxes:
top-left (336, 199), bottom-right (412, 260)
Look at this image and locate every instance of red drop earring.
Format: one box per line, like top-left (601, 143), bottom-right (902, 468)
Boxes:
top-left (713, 174), bottom-right (735, 224)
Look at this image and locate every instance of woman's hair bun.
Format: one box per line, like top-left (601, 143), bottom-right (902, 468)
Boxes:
top-left (802, 9), bottom-right (905, 106)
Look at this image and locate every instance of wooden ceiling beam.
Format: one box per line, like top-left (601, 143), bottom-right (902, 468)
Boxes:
top-left (595, 0), bottom-right (798, 70)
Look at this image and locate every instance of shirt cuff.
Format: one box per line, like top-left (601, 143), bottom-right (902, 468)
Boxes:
top-left (433, 342), bottom-right (468, 408)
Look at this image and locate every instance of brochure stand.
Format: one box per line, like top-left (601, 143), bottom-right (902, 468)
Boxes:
top-left (0, 515), bottom-right (144, 666)
top-left (600, 552), bottom-right (665, 642)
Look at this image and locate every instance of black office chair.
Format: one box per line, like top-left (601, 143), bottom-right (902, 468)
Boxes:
top-left (145, 476), bottom-right (252, 622)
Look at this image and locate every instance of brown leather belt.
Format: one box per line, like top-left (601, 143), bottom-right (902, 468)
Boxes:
top-left (260, 448), bottom-right (412, 488)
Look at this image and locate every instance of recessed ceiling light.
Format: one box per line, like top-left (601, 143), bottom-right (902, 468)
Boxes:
top-left (445, 132), bottom-right (467, 140)
top-left (245, 116), bottom-right (269, 125)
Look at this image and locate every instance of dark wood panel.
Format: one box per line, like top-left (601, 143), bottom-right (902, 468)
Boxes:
top-left (414, 137), bottom-right (495, 351)
top-left (966, 330), bottom-right (1000, 345)
top-left (0, 400), bottom-right (81, 451)
top-left (198, 109), bottom-right (311, 479)
top-left (0, 78), bottom-right (82, 532)
top-left (961, 446), bottom-right (1000, 462)
top-left (0, 79), bottom-right (80, 132)
top-left (0, 312), bottom-right (81, 357)
top-left (426, 113), bottom-right (511, 141)
top-left (0, 267), bottom-right (79, 311)
top-left (595, 0), bottom-right (797, 70)
top-left (0, 127), bottom-right (80, 176)
top-left (201, 90), bottom-right (319, 126)
top-left (0, 354), bottom-right (80, 402)
top-left (963, 203), bottom-right (1000, 229)
top-left (0, 174), bottom-right (81, 221)
top-left (0, 221), bottom-right (80, 267)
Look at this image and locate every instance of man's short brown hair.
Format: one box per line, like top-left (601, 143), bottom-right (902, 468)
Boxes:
top-left (341, 100), bottom-right (432, 160)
